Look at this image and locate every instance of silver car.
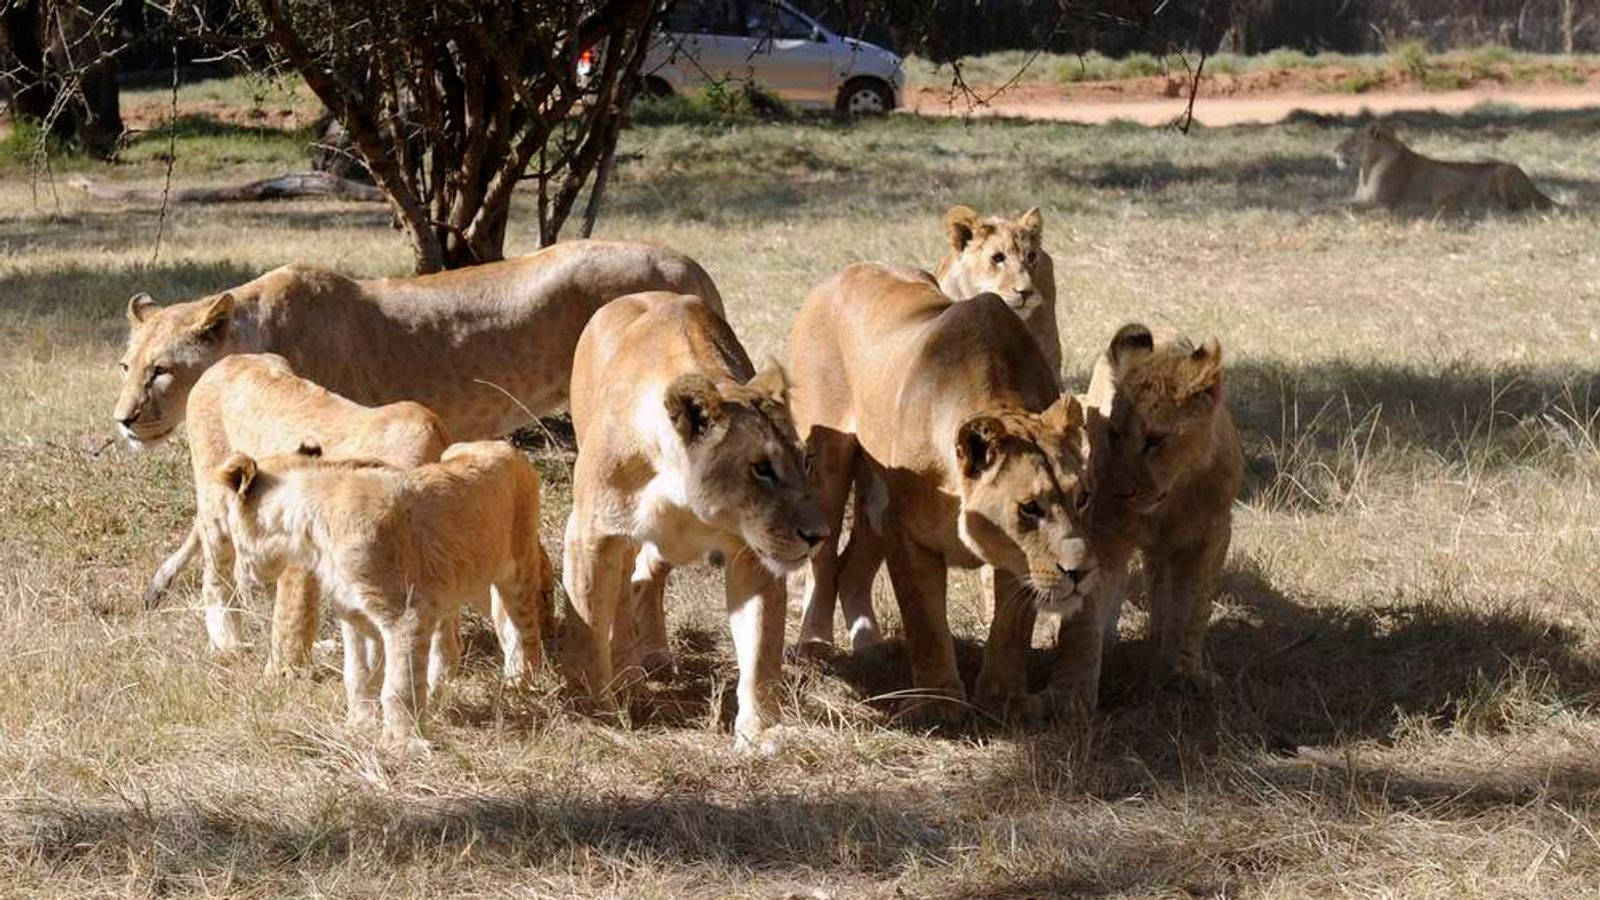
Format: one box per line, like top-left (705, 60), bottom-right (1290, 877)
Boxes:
top-left (643, 1), bottom-right (903, 115)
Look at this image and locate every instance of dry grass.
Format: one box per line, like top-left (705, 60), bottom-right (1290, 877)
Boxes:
top-left (3, 93), bottom-right (1600, 897)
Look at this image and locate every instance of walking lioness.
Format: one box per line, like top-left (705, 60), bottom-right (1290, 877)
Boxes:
top-left (790, 263), bottom-right (1096, 726)
top-left (114, 240), bottom-right (725, 446)
top-left (562, 292), bottom-right (826, 752)
top-left (1331, 122), bottom-right (1556, 214)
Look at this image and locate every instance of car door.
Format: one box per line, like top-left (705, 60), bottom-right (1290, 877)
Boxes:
top-left (655, 0), bottom-right (759, 93)
top-left (741, 2), bottom-right (837, 107)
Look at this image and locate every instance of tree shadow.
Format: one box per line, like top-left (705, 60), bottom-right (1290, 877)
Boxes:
top-left (1225, 357), bottom-right (1600, 505)
top-left (12, 782), bottom-right (952, 884)
top-left (0, 260), bottom-right (265, 338)
top-left (1286, 104), bottom-right (1600, 139)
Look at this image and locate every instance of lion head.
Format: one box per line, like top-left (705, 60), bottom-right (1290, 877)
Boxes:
top-left (663, 363), bottom-right (828, 574)
top-left (1097, 323), bottom-right (1226, 514)
top-left (939, 205), bottom-right (1045, 310)
top-left (953, 394), bottom-right (1097, 615)
top-left (211, 449), bottom-right (308, 592)
top-left (115, 291), bottom-right (239, 448)
top-left (1332, 121), bottom-right (1401, 171)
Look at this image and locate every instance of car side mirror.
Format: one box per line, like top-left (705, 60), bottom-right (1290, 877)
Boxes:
top-left (810, 25), bottom-right (825, 42)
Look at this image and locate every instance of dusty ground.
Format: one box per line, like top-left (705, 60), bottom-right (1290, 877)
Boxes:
top-left (2, 84), bottom-right (1600, 897)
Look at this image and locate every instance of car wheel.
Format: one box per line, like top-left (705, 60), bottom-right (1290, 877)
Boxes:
top-left (837, 78), bottom-right (892, 117)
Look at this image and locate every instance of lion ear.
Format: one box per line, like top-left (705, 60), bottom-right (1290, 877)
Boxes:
top-left (191, 292), bottom-right (234, 340)
top-left (1108, 322), bottom-right (1154, 378)
top-left (665, 373), bottom-right (727, 445)
top-left (214, 452), bottom-right (258, 497)
top-left (1040, 393), bottom-right (1084, 435)
top-left (127, 293), bottom-right (157, 325)
top-left (1181, 337), bottom-right (1224, 401)
top-left (955, 414), bottom-right (1006, 479)
top-left (746, 358), bottom-right (790, 405)
top-left (945, 204), bottom-right (981, 251)
top-left (1018, 207), bottom-right (1043, 240)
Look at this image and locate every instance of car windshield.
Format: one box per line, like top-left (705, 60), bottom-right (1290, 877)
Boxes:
top-left (663, 0), bottom-right (744, 36)
top-left (746, 2), bottom-right (815, 40)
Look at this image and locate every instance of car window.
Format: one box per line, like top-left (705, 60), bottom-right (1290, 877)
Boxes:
top-left (664, 0), bottom-right (746, 36)
top-left (746, 2), bottom-right (815, 40)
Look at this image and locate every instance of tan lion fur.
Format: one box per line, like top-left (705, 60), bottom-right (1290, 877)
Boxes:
top-left (562, 292), bottom-right (825, 752)
top-left (935, 205), bottom-right (1062, 378)
top-left (216, 441), bottom-right (553, 749)
top-left (1332, 122), bottom-right (1556, 214)
top-left (146, 353), bottom-right (450, 674)
top-left (114, 240), bottom-right (725, 448)
top-left (788, 263), bottom-right (1096, 727)
top-left (1054, 323), bottom-right (1243, 711)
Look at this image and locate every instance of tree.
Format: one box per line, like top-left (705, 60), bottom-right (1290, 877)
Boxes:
top-left (0, 0), bottom-right (124, 160)
top-left (166, 0), bottom-right (663, 273)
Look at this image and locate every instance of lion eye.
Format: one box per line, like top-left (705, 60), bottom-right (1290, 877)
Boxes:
top-left (1144, 434), bottom-right (1164, 452)
top-left (152, 365), bottom-right (170, 378)
top-left (751, 459), bottom-right (777, 484)
top-left (1018, 500), bottom-right (1044, 521)
top-left (1075, 490), bottom-right (1090, 512)
top-left (990, 252), bottom-right (1006, 265)
top-left (117, 362), bottom-right (129, 373)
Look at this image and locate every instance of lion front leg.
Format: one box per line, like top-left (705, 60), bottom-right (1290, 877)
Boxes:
top-left (724, 549), bottom-right (788, 753)
top-left (1047, 560), bottom-right (1127, 722)
top-left (377, 603), bottom-right (434, 751)
top-left (200, 528), bottom-right (250, 654)
top-left (797, 427), bottom-right (858, 649)
top-left (973, 566), bottom-right (1041, 725)
top-left (883, 535), bottom-right (967, 728)
top-left (1147, 532), bottom-right (1229, 690)
top-left (625, 544), bottom-right (675, 676)
top-left (559, 513), bottom-right (631, 711)
top-left (266, 565), bottom-right (319, 676)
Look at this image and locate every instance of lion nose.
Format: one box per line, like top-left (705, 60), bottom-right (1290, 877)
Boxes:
top-left (1057, 564), bottom-right (1089, 586)
top-left (796, 526), bottom-right (829, 548)
top-left (1016, 287), bottom-right (1034, 301)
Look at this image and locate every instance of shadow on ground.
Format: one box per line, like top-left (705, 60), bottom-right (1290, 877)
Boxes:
top-left (1224, 357), bottom-right (1600, 504)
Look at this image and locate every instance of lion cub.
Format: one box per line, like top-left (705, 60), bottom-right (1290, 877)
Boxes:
top-left (215, 441), bottom-right (553, 747)
top-left (936, 205), bottom-right (1060, 377)
top-left (1055, 324), bottom-right (1243, 707)
top-left (145, 353), bottom-right (450, 674)
top-left (563, 292), bottom-right (826, 752)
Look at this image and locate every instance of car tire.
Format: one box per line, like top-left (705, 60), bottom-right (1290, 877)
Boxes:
top-left (642, 76), bottom-right (674, 100)
top-left (836, 78), bottom-right (892, 117)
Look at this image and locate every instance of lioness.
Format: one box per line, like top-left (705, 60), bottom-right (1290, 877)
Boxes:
top-left (563, 292), bottom-right (826, 751)
top-left (114, 239), bottom-right (725, 447)
top-left (1332, 122), bottom-right (1556, 214)
top-left (145, 353), bottom-right (451, 673)
top-left (936, 205), bottom-right (1061, 377)
top-left (1054, 324), bottom-right (1243, 708)
top-left (791, 263), bottom-right (1096, 725)
top-left (216, 441), bottom-right (554, 749)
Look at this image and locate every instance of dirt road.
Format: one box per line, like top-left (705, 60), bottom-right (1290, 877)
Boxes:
top-left (904, 85), bottom-right (1600, 126)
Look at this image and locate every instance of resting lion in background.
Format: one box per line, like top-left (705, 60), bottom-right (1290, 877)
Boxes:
top-left (1331, 122), bottom-right (1556, 214)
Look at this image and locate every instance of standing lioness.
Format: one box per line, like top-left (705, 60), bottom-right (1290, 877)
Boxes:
top-left (114, 240), bottom-right (725, 446)
top-left (1332, 122), bottom-right (1556, 214)
top-left (563, 292), bottom-right (826, 751)
top-left (790, 263), bottom-right (1096, 726)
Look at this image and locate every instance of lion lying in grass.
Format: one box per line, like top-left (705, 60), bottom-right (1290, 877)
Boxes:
top-left (1332, 122), bottom-right (1556, 215)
